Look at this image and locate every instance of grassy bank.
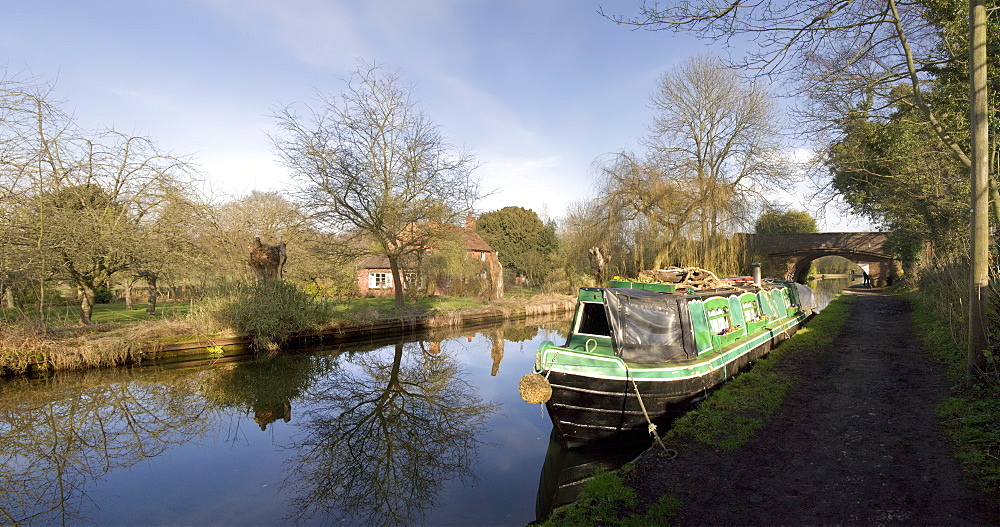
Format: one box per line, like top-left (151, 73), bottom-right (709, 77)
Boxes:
top-left (0, 291), bottom-right (574, 376)
top-left (544, 294), bottom-right (857, 526)
top-left (909, 293), bottom-right (1000, 495)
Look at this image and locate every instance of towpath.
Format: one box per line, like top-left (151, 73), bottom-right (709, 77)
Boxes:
top-left (629, 287), bottom-right (999, 524)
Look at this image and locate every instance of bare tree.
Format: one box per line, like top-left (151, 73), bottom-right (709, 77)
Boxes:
top-left (0, 74), bottom-right (200, 324)
top-left (593, 55), bottom-right (789, 274)
top-left (272, 62), bottom-right (482, 307)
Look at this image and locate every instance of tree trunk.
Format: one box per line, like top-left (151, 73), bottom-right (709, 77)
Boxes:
top-left (388, 255), bottom-right (405, 308)
top-left (141, 271), bottom-right (158, 315)
top-left (968, 0), bottom-right (990, 378)
top-left (0, 281), bottom-right (13, 309)
top-left (990, 173), bottom-right (1000, 227)
top-left (78, 283), bottom-right (96, 325)
top-left (124, 279), bottom-right (134, 310)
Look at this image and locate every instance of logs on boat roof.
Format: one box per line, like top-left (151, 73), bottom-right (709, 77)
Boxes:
top-left (637, 266), bottom-right (722, 291)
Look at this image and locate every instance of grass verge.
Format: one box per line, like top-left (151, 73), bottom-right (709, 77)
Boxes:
top-left (545, 294), bottom-right (857, 524)
top-left (909, 293), bottom-right (1000, 495)
top-left (544, 468), bottom-right (681, 527)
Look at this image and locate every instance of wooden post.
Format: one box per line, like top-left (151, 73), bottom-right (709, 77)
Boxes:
top-left (968, 0), bottom-right (990, 378)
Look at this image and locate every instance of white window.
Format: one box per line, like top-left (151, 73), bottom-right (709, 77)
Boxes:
top-left (707, 307), bottom-right (730, 334)
top-left (368, 272), bottom-right (390, 289)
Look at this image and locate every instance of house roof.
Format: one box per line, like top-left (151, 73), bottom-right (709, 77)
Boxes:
top-left (462, 229), bottom-right (493, 253)
top-left (358, 221), bottom-right (494, 270)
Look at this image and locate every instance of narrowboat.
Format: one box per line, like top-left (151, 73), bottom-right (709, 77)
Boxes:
top-left (520, 269), bottom-right (813, 448)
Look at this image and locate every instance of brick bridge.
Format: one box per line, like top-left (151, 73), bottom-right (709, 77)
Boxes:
top-left (744, 232), bottom-right (902, 286)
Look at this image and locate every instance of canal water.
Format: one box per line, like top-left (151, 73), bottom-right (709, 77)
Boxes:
top-left (1, 314), bottom-right (651, 525)
top-left (0, 278), bottom-right (859, 525)
top-left (810, 275), bottom-right (863, 310)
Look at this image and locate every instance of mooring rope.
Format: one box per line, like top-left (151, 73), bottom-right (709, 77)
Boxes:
top-left (627, 370), bottom-right (676, 457)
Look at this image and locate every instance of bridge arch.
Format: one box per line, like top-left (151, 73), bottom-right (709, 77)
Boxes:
top-left (782, 249), bottom-right (898, 284)
top-left (747, 232), bottom-right (902, 286)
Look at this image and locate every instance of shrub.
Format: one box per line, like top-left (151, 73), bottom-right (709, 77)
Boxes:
top-left (94, 285), bottom-right (113, 304)
top-left (195, 280), bottom-right (331, 352)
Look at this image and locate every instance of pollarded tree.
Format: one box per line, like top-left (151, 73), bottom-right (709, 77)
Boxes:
top-left (201, 190), bottom-right (314, 278)
top-left (272, 62), bottom-right (482, 308)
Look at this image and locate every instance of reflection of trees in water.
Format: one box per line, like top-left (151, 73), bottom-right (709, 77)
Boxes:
top-left (0, 371), bottom-right (216, 525)
top-left (283, 340), bottom-right (498, 525)
top-left (202, 354), bottom-right (329, 431)
top-left (500, 323), bottom-right (540, 343)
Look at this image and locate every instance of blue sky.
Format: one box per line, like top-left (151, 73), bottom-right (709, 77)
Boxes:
top-left (2, 0), bottom-right (870, 229)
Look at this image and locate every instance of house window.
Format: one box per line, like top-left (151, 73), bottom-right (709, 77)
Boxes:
top-left (368, 272), bottom-right (390, 289)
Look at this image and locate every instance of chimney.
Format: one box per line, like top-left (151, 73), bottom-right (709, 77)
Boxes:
top-left (465, 212), bottom-right (476, 230)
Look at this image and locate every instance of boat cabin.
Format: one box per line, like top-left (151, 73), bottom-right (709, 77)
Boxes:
top-left (565, 283), bottom-right (802, 365)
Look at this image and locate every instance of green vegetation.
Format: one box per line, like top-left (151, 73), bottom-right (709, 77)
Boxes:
top-left (909, 289), bottom-right (1000, 494)
top-left (754, 210), bottom-right (819, 235)
top-left (476, 206), bottom-right (560, 286)
top-left (544, 469), bottom-right (681, 527)
top-left (1, 302), bottom-right (192, 326)
top-left (548, 295), bottom-right (856, 523)
top-left (193, 280), bottom-right (333, 352)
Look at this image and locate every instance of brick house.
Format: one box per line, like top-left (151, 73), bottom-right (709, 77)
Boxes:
top-left (356, 213), bottom-right (503, 299)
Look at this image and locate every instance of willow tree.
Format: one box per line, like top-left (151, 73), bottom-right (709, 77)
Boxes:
top-left (272, 62), bottom-right (481, 308)
top-left (595, 55), bottom-right (789, 276)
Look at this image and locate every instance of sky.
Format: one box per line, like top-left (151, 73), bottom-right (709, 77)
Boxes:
top-left (2, 0), bottom-right (871, 230)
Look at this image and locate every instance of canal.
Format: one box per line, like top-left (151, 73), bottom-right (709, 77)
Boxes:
top-left (0, 278), bottom-right (860, 525)
top-left (1, 314), bottom-right (630, 525)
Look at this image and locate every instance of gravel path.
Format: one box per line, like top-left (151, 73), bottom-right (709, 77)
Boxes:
top-left (629, 288), bottom-right (999, 524)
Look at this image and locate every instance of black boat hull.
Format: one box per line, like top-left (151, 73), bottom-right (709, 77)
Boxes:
top-left (544, 323), bottom-right (799, 447)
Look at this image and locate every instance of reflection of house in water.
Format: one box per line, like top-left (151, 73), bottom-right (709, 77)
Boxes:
top-left (254, 400), bottom-right (292, 431)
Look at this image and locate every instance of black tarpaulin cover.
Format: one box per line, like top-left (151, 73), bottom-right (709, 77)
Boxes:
top-left (602, 288), bottom-right (695, 364)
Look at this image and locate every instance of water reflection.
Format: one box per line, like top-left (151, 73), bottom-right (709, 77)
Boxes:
top-left (281, 338), bottom-right (500, 525)
top-left (203, 354), bottom-right (322, 432)
top-left (0, 371), bottom-right (217, 524)
top-left (535, 430), bottom-right (654, 521)
top-left (0, 315), bottom-right (568, 525)
top-left (808, 276), bottom-right (862, 310)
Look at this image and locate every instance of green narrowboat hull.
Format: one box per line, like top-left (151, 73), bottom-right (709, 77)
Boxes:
top-left (531, 280), bottom-right (810, 447)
